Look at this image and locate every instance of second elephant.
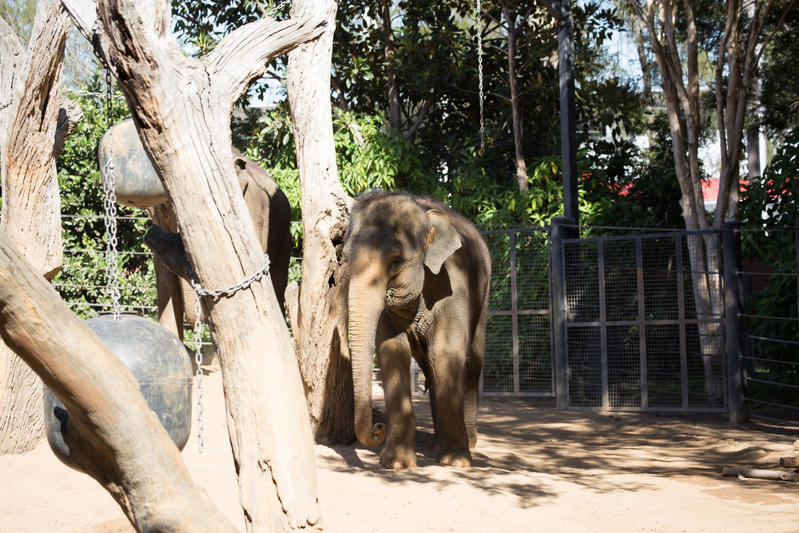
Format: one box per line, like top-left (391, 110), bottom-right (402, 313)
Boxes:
top-left (344, 191), bottom-right (491, 469)
top-left (98, 118), bottom-right (291, 339)
top-left (151, 149), bottom-right (291, 339)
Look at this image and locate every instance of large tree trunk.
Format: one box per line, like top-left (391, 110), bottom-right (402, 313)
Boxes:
top-left (381, 0), bottom-right (401, 133)
top-left (629, 0), bottom-right (785, 403)
top-left (0, 232), bottom-right (236, 532)
top-left (62, 1), bottom-right (326, 530)
top-left (501, 1), bottom-right (528, 192)
top-left (0, 2), bottom-right (75, 455)
top-left (287, 0), bottom-right (356, 445)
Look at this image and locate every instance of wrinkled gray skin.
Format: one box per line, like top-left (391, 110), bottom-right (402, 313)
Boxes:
top-left (152, 148), bottom-right (291, 339)
top-left (344, 191), bottom-right (490, 469)
top-left (98, 118), bottom-right (291, 338)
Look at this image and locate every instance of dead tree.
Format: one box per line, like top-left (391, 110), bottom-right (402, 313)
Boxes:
top-left (61, 0), bottom-right (326, 530)
top-left (0, 232), bottom-right (237, 531)
top-left (0, 1), bottom-right (81, 454)
top-left (287, 0), bottom-right (355, 445)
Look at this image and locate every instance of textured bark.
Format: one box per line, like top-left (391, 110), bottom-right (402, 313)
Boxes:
top-left (381, 0), bottom-right (401, 132)
top-left (627, 0), bottom-right (788, 401)
top-left (501, 1), bottom-right (528, 192)
top-left (0, 233), bottom-right (237, 532)
top-left (287, 0), bottom-right (356, 445)
top-left (0, 2), bottom-right (72, 455)
top-left (62, 1), bottom-right (325, 530)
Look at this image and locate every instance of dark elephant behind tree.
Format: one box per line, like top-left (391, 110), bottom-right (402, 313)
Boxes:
top-left (343, 190), bottom-right (490, 469)
top-left (99, 119), bottom-right (291, 340)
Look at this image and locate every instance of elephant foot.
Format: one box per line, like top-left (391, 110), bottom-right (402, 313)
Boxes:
top-left (437, 446), bottom-right (472, 468)
top-left (379, 444), bottom-right (417, 469)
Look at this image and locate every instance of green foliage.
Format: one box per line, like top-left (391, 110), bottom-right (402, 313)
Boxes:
top-left (579, 112), bottom-right (685, 232)
top-left (761, 7), bottom-right (799, 138)
top-left (738, 129), bottom-right (799, 402)
top-left (54, 74), bottom-right (155, 319)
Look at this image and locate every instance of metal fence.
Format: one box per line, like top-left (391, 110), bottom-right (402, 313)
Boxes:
top-left (480, 228), bottom-right (553, 397)
top-left (736, 223), bottom-right (799, 425)
top-left (15, 213), bottom-right (797, 425)
top-left (556, 227), bottom-right (726, 412)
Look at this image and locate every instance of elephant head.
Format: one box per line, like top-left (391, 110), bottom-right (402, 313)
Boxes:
top-left (343, 191), bottom-right (462, 448)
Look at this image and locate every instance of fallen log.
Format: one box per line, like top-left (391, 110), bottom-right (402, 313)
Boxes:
top-left (779, 457), bottom-right (799, 468)
top-left (722, 466), bottom-right (798, 482)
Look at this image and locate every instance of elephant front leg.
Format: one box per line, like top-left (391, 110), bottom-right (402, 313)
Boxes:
top-left (429, 332), bottom-right (472, 467)
top-left (376, 333), bottom-right (417, 469)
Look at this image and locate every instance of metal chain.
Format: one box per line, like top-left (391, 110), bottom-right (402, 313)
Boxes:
top-left (104, 68), bottom-right (113, 129)
top-left (476, 0), bottom-right (485, 154)
top-left (188, 255), bottom-right (271, 299)
top-left (191, 291), bottom-right (205, 453)
top-left (187, 254), bottom-right (271, 454)
top-left (98, 60), bottom-right (121, 320)
top-left (101, 157), bottom-right (121, 320)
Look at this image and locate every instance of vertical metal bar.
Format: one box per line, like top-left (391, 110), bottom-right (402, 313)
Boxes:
top-left (795, 221), bottom-right (799, 332)
top-left (550, 216), bottom-right (573, 408)
top-left (510, 231), bottom-right (520, 394)
top-left (636, 237), bottom-right (648, 409)
top-left (597, 239), bottom-right (609, 408)
top-left (676, 234), bottom-right (689, 410)
top-left (547, 228), bottom-right (556, 396)
top-left (723, 222), bottom-right (746, 424)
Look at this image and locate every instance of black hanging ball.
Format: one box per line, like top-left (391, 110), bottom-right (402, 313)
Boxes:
top-left (44, 313), bottom-right (193, 471)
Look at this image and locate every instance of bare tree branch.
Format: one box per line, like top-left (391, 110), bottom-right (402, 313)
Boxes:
top-left (207, 15), bottom-right (328, 104)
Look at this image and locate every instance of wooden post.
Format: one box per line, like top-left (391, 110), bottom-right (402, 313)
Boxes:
top-left (723, 221), bottom-right (746, 425)
top-left (0, 1), bottom-right (80, 455)
top-left (62, 1), bottom-right (327, 529)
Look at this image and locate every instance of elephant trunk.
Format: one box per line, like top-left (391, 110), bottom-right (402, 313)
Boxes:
top-left (348, 275), bottom-right (387, 448)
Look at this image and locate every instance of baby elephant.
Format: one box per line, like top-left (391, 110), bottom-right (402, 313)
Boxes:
top-left (344, 191), bottom-right (490, 469)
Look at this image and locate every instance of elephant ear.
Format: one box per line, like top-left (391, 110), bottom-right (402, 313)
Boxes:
top-left (233, 155), bottom-right (250, 195)
top-left (424, 209), bottom-right (462, 275)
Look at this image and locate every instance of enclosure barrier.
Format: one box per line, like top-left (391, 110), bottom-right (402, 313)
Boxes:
top-left (5, 213), bottom-right (794, 426)
top-left (734, 222), bottom-right (799, 426)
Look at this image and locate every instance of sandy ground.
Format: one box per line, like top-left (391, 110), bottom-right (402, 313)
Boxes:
top-left (1, 370), bottom-right (798, 533)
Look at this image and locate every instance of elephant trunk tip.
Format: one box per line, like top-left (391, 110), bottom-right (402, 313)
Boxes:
top-left (358, 422), bottom-right (386, 448)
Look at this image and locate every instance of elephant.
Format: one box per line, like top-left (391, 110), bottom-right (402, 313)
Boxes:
top-left (98, 118), bottom-right (291, 340)
top-left (343, 190), bottom-right (491, 469)
top-left (150, 148), bottom-right (291, 339)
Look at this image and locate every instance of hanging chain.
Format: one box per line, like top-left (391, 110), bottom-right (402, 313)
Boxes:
top-left (191, 291), bottom-right (205, 453)
top-left (187, 254), bottom-right (271, 454)
top-left (476, 0), bottom-right (485, 154)
top-left (104, 68), bottom-right (113, 129)
top-left (100, 65), bottom-right (121, 320)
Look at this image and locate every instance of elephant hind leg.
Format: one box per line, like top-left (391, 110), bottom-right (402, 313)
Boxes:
top-left (464, 309), bottom-right (487, 449)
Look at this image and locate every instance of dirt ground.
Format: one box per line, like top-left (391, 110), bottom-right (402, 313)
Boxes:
top-left (1, 371), bottom-right (798, 533)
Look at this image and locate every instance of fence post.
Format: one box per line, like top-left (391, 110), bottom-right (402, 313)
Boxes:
top-left (722, 221), bottom-right (746, 425)
top-left (551, 216), bottom-right (575, 408)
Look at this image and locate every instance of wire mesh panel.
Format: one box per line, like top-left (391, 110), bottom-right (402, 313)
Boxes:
top-left (567, 326), bottom-right (602, 406)
top-left (519, 314), bottom-right (552, 393)
top-left (564, 240), bottom-right (599, 322)
top-left (738, 226), bottom-right (799, 425)
top-left (483, 314), bottom-right (514, 393)
top-left (563, 230), bottom-right (726, 412)
top-left (607, 325), bottom-right (641, 407)
top-left (604, 239), bottom-right (638, 322)
top-left (481, 228), bottom-right (553, 396)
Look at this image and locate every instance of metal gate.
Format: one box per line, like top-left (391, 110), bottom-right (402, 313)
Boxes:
top-left (480, 228), bottom-right (554, 397)
top-left (556, 229), bottom-right (727, 412)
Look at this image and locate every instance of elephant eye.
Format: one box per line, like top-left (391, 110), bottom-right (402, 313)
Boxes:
top-left (388, 256), bottom-right (404, 272)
